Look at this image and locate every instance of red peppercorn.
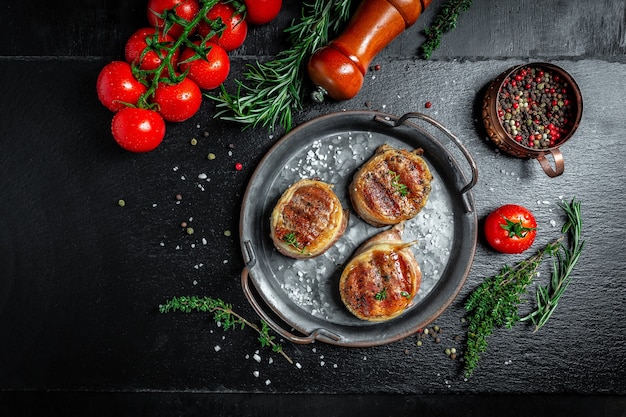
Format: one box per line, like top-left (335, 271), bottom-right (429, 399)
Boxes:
top-left (424, 101), bottom-right (432, 109)
top-left (235, 162), bottom-right (243, 171)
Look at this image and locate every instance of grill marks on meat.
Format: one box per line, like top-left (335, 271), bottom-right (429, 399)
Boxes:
top-left (270, 179), bottom-right (348, 259)
top-left (339, 222), bottom-right (421, 322)
top-left (350, 145), bottom-right (433, 227)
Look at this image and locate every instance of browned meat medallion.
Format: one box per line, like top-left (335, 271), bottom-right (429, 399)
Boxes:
top-left (339, 222), bottom-right (421, 322)
top-left (350, 144), bottom-right (433, 227)
top-left (270, 179), bottom-right (349, 259)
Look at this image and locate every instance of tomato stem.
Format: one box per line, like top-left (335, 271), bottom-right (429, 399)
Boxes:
top-left (500, 216), bottom-right (536, 239)
top-left (134, 0), bottom-right (226, 109)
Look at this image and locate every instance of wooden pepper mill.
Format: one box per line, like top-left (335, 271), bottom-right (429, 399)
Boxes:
top-left (308, 0), bottom-right (432, 102)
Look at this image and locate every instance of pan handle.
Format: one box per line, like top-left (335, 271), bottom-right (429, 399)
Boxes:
top-left (376, 112), bottom-right (478, 213)
top-left (241, 240), bottom-right (342, 345)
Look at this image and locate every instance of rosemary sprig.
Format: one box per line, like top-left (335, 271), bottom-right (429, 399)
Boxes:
top-left (420, 0), bottom-right (472, 59)
top-left (463, 198), bottom-right (583, 378)
top-left (208, 0), bottom-right (353, 131)
top-left (521, 198), bottom-right (584, 331)
top-left (159, 295), bottom-right (293, 364)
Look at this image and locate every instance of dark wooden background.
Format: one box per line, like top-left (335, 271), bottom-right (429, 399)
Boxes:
top-left (1, 0), bottom-right (626, 415)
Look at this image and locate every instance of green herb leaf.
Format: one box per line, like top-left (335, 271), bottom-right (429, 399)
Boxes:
top-left (389, 170), bottom-right (409, 197)
top-left (420, 0), bottom-right (472, 59)
top-left (160, 295), bottom-right (293, 364)
top-left (374, 287), bottom-right (388, 301)
top-left (283, 231), bottom-right (306, 253)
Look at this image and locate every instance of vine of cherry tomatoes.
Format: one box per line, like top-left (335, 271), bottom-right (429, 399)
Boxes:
top-left (96, 0), bottom-right (282, 152)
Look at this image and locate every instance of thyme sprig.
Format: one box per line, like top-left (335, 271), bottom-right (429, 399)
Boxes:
top-left (521, 198), bottom-right (584, 331)
top-left (208, 0), bottom-right (353, 131)
top-left (159, 295), bottom-right (293, 364)
top-left (420, 0), bottom-right (472, 59)
top-left (463, 198), bottom-right (583, 378)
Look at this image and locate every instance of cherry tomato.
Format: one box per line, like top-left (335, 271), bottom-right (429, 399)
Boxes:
top-left (243, 0), bottom-right (282, 25)
top-left (96, 61), bottom-right (147, 112)
top-left (178, 41), bottom-right (230, 90)
top-left (111, 107), bottom-right (166, 152)
top-left (484, 204), bottom-right (537, 254)
top-left (125, 28), bottom-right (179, 71)
top-left (152, 77), bottom-right (202, 122)
top-left (198, 2), bottom-right (247, 52)
top-left (147, 0), bottom-right (201, 38)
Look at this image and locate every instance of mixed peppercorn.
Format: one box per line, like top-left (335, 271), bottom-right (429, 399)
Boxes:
top-left (497, 66), bottom-right (576, 149)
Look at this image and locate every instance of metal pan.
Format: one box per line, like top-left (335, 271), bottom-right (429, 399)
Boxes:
top-left (239, 111), bottom-right (478, 347)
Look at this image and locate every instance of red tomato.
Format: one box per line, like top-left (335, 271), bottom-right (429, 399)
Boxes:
top-left (96, 61), bottom-right (147, 112)
top-left (484, 204), bottom-right (537, 254)
top-left (243, 0), bottom-right (282, 25)
top-left (111, 107), bottom-right (166, 152)
top-left (178, 41), bottom-right (230, 90)
top-left (152, 77), bottom-right (202, 122)
top-left (147, 0), bottom-right (201, 38)
top-left (125, 28), bottom-right (179, 71)
top-left (198, 2), bottom-right (247, 51)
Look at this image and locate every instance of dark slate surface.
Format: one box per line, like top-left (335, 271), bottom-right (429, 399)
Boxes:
top-left (1, 0), bottom-right (626, 415)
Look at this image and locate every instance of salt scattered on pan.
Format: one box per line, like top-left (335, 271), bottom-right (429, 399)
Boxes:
top-left (253, 371), bottom-right (259, 378)
top-left (214, 345), bottom-right (221, 352)
top-left (263, 131), bottom-right (455, 322)
top-left (253, 353), bottom-right (261, 363)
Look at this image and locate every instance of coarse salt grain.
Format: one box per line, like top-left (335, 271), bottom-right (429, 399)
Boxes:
top-left (214, 345), bottom-right (221, 352)
top-left (265, 380), bottom-right (271, 385)
top-left (253, 354), bottom-right (261, 363)
top-left (295, 362), bottom-right (302, 369)
top-left (253, 371), bottom-right (259, 378)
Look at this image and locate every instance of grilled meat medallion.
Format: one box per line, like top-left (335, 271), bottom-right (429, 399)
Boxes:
top-left (270, 179), bottom-right (349, 259)
top-left (339, 222), bottom-right (421, 322)
top-left (350, 144), bottom-right (433, 227)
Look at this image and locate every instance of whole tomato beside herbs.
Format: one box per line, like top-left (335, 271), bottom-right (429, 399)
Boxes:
top-left (96, 61), bottom-right (148, 112)
top-left (198, 1), bottom-right (248, 51)
top-left (111, 107), bottom-right (166, 152)
top-left (152, 77), bottom-right (202, 122)
top-left (147, 0), bottom-right (201, 38)
top-left (484, 204), bottom-right (537, 254)
top-left (243, 0), bottom-right (282, 25)
top-left (178, 41), bottom-right (230, 90)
